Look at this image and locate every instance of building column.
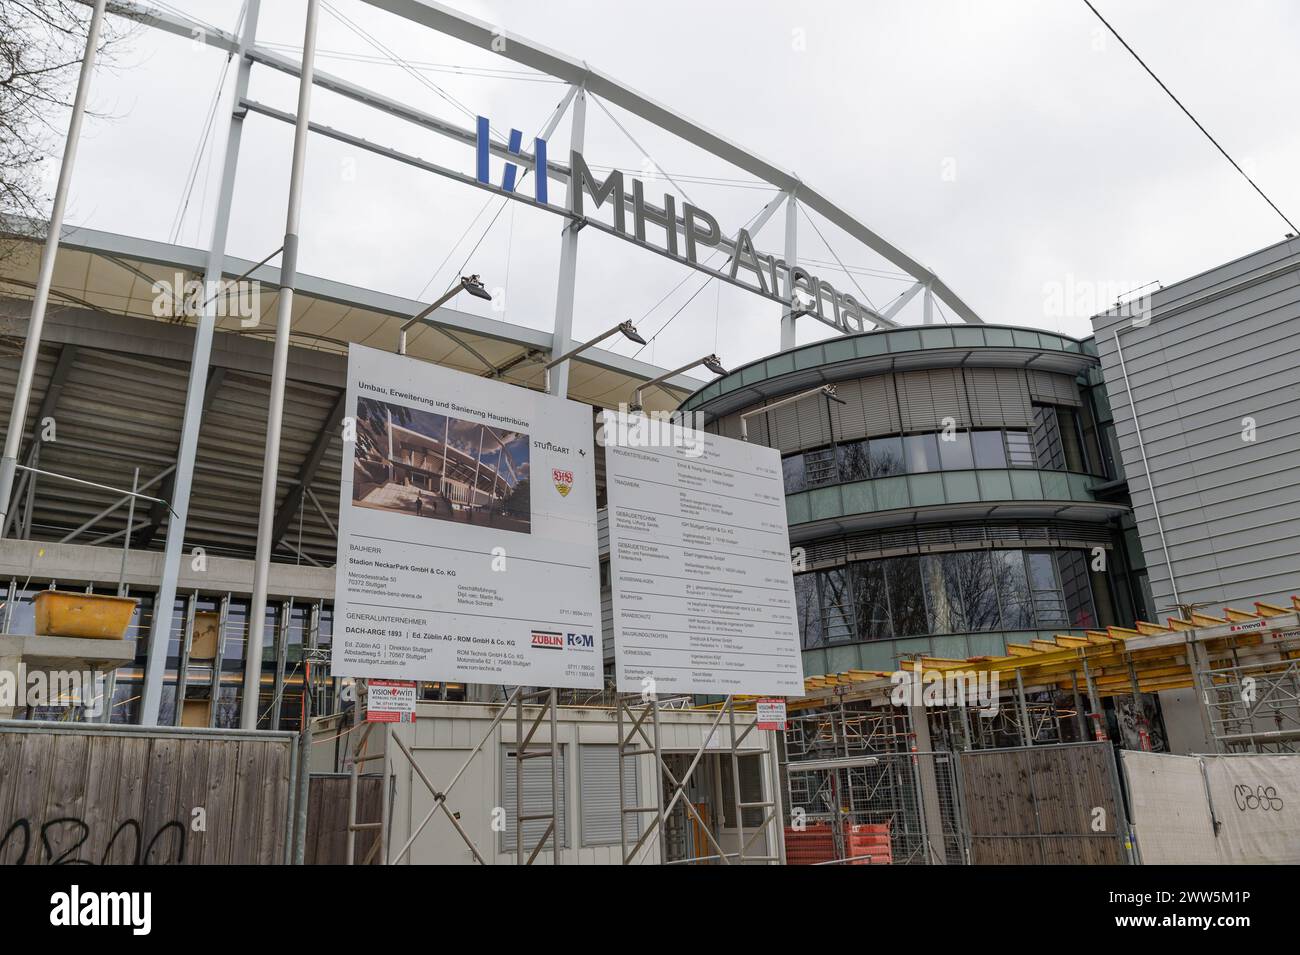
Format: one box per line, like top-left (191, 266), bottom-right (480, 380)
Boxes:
top-left (141, 1), bottom-right (262, 725)
top-left (779, 192), bottom-right (798, 351)
top-left (548, 86), bottom-right (587, 399)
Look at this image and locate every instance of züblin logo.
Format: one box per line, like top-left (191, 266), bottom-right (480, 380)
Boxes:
top-left (476, 116), bottom-right (548, 204)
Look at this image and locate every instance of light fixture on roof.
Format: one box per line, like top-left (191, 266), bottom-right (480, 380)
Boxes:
top-left (702, 354), bottom-right (728, 376)
top-left (630, 354), bottom-right (728, 413)
top-left (542, 320), bottom-right (647, 391)
top-left (461, 274), bottom-right (493, 301)
top-left (398, 274), bottom-right (494, 355)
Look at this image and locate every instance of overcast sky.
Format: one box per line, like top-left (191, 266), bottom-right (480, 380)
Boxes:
top-left (55, 0), bottom-right (1300, 375)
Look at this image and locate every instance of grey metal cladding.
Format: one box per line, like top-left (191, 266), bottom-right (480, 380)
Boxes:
top-left (1091, 237), bottom-right (1300, 614)
top-left (706, 364), bottom-right (1083, 455)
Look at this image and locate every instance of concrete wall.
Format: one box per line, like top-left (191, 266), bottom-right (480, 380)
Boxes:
top-left (1092, 238), bottom-right (1300, 616)
top-left (1157, 687), bottom-right (1212, 755)
top-left (0, 538), bottom-right (334, 601)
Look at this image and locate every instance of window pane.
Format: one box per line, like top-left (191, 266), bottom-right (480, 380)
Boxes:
top-left (1026, 551), bottom-right (1068, 627)
top-left (994, 550), bottom-right (1034, 629)
top-left (720, 755), bottom-right (767, 828)
top-left (937, 431), bottom-right (973, 470)
top-left (869, 436), bottom-right (905, 476)
top-left (837, 440), bottom-right (871, 483)
top-left (920, 555), bottom-right (955, 634)
top-left (819, 568), bottom-right (854, 644)
top-left (952, 551), bottom-right (1001, 631)
top-left (782, 454), bottom-right (807, 493)
top-left (794, 574), bottom-right (822, 649)
top-left (921, 551), bottom-right (1001, 633)
top-left (1031, 406), bottom-right (1066, 471)
top-left (1058, 407), bottom-right (1087, 472)
top-left (1005, 431), bottom-right (1035, 468)
top-left (803, 448), bottom-right (837, 488)
top-left (1056, 550), bottom-right (1098, 629)
top-left (903, 433), bottom-right (940, 473)
top-left (885, 556), bottom-right (928, 636)
top-left (849, 561), bottom-right (891, 640)
top-left (971, 430), bottom-right (1007, 469)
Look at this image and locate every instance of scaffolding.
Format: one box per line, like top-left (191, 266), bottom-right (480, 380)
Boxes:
top-left (1200, 654), bottom-right (1300, 753)
top-left (616, 694), bottom-right (784, 865)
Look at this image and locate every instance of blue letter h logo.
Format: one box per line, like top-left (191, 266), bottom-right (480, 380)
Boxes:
top-left (476, 116), bottom-right (548, 205)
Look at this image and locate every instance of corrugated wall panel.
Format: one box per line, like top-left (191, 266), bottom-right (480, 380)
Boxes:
top-left (1092, 240), bottom-right (1300, 614)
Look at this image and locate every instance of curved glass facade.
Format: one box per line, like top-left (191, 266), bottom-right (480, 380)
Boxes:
top-left (794, 547), bottom-right (1098, 650)
top-left (782, 410), bottom-right (1089, 494)
top-left (678, 324), bottom-right (1137, 676)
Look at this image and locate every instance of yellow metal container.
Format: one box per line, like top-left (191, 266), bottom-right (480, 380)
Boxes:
top-left (33, 591), bottom-right (139, 640)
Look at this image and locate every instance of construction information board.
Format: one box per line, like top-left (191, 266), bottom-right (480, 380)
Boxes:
top-left (602, 411), bottom-right (804, 696)
top-left (332, 345), bottom-right (603, 689)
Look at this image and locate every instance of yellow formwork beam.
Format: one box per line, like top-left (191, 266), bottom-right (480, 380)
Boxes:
top-left (794, 594), bottom-right (1300, 703)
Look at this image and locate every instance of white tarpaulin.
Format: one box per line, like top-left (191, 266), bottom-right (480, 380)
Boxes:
top-left (1122, 750), bottom-right (1300, 864)
top-left (332, 346), bottom-right (603, 688)
top-left (602, 411), bottom-right (804, 696)
top-left (1203, 753), bottom-right (1300, 864)
top-left (1119, 750), bottom-right (1217, 864)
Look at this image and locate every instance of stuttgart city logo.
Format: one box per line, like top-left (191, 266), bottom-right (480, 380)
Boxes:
top-left (552, 467), bottom-right (574, 497)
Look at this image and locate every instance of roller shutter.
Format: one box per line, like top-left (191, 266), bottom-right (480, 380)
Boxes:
top-left (579, 744), bottom-right (640, 845)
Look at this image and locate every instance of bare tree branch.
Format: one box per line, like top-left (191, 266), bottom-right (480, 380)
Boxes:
top-left (0, 0), bottom-right (137, 226)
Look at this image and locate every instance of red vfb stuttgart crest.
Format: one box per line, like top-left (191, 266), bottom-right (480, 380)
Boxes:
top-left (552, 467), bottom-right (574, 497)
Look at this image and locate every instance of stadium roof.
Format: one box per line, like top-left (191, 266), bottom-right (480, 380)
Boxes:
top-left (0, 220), bottom-right (702, 565)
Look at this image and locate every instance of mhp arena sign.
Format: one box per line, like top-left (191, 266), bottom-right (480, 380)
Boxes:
top-left (475, 116), bottom-right (878, 336)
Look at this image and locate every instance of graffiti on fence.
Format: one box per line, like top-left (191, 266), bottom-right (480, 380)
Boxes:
top-left (0, 816), bottom-right (186, 865)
